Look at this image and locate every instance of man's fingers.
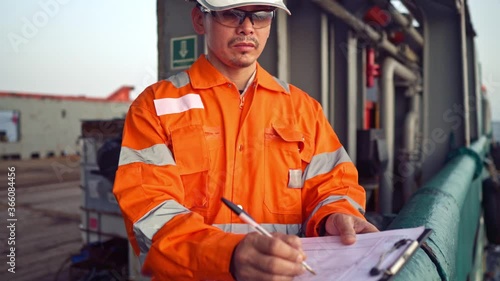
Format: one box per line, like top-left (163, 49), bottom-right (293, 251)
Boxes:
top-left (325, 213), bottom-right (379, 245)
top-left (325, 213), bottom-right (356, 242)
top-left (232, 233), bottom-right (306, 280)
top-left (338, 223), bottom-right (357, 245)
top-left (356, 221), bottom-right (379, 234)
top-left (272, 232), bottom-right (306, 259)
top-left (248, 253), bottom-right (305, 276)
top-left (252, 233), bottom-right (304, 263)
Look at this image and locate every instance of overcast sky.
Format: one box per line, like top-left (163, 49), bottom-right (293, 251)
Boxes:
top-left (0, 0), bottom-right (158, 100)
top-left (0, 0), bottom-right (499, 120)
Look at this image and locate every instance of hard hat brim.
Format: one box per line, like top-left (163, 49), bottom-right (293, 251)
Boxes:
top-left (197, 0), bottom-right (291, 15)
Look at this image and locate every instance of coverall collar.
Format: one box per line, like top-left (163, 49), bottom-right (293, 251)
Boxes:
top-left (188, 54), bottom-right (290, 94)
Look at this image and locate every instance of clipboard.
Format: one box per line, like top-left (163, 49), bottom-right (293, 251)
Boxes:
top-left (370, 228), bottom-right (432, 281)
top-left (295, 226), bottom-right (433, 281)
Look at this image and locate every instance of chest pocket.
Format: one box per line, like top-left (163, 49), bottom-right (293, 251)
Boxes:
top-left (170, 124), bottom-right (222, 214)
top-left (264, 125), bottom-right (304, 215)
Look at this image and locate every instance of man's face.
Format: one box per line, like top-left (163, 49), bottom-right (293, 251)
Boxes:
top-left (192, 5), bottom-right (272, 71)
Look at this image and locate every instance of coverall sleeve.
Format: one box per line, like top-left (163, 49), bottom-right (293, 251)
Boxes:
top-left (113, 89), bottom-right (244, 280)
top-left (301, 102), bottom-right (367, 237)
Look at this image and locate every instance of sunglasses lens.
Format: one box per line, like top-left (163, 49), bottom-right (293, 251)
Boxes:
top-left (219, 10), bottom-right (244, 26)
top-left (252, 11), bottom-right (274, 23)
top-left (211, 9), bottom-right (274, 28)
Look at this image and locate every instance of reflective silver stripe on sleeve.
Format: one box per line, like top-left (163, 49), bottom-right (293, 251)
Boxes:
top-left (166, 71), bottom-right (190, 88)
top-left (302, 195), bottom-right (366, 235)
top-left (134, 200), bottom-right (190, 265)
top-left (303, 147), bottom-right (352, 181)
top-left (213, 223), bottom-right (301, 235)
top-left (118, 144), bottom-right (176, 166)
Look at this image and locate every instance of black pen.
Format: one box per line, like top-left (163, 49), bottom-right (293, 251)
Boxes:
top-left (221, 197), bottom-right (316, 275)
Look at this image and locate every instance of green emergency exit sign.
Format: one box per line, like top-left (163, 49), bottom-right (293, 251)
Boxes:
top-left (171, 35), bottom-right (197, 69)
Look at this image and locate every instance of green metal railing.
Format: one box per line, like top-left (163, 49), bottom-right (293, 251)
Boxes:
top-left (391, 136), bottom-right (490, 281)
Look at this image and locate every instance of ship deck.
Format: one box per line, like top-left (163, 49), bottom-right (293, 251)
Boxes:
top-left (0, 157), bottom-right (82, 281)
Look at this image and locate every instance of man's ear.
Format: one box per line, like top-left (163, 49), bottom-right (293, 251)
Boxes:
top-left (191, 7), bottom-right (206, 35)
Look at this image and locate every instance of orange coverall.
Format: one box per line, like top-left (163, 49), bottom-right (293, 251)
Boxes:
top-left (113, 55), bottom-right (367, 280)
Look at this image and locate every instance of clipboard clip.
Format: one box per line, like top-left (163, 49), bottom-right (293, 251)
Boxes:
top-left (369, 228), bottom-right (432, 281)
top-left (369, 238), bottom-right (413, 277)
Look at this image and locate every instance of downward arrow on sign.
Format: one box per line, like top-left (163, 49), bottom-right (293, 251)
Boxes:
top-left (179, 40), bottom-right (189, 58)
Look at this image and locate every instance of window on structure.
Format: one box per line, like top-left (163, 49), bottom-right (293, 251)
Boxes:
top-left (61, 109), bottom-right (66, 118)
top-left (0, 110), bottom-right (21, 143)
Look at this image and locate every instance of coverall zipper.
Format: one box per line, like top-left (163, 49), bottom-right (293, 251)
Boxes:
top-left (239, 95), bottom-right (245, 109)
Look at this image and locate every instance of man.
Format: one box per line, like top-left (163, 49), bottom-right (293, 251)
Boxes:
top-left (113, 0), bottom-right (378, 280)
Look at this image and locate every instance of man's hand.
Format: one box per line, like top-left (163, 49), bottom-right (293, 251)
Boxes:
top-left (230, 232), bottom-right (306, 281)
top-left (324, 213), bottom-right (379, 245)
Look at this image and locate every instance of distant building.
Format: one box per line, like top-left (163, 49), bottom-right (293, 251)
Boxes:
top-left (0, 86), bottom-right (133, 160)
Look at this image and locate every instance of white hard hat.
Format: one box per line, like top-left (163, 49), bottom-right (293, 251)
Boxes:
top-left (196, 0), bottom-right (291, 15)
